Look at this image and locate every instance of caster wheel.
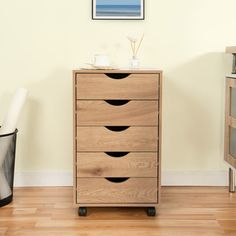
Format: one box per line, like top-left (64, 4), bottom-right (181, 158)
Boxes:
top-left (78, 207), bottom-right (87, 216)
top-left (147, 207), bottom-right (156, 217)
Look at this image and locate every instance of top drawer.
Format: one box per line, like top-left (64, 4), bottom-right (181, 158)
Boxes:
top-left (75, 73), bottom-right (159, 99)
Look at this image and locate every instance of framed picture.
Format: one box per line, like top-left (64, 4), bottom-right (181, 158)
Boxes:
top-left (92, 0), bottom-right (145, 20)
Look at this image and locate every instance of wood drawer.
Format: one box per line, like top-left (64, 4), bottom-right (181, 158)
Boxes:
top-left (77, 178), bottom-right (157, 204)
top-left (76, 126), bottom-right (158, 151)
top-left (76, 73), bottom-right (159, 99)
top-left (77, 152), bottom-right (158, 177)
top-left (76, 100), bottom-right (158, 126)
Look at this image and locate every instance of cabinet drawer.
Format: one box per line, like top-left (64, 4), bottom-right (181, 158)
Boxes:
top-left (76, 100), bottom-right (158, 126)
top-left (77, 152), bottom-right (158, 177)
top-left (77, 126), bottom-right (158, 151)
top-left (77, 178), bottom-right (157, 204)
top-left (76, 73), bottom-right (159, 99)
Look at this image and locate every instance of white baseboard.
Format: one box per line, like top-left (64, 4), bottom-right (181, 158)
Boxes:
top-left (14, 170), bottom-right (230, 187)
top-left (161, 171), bottom-right (229, 186)
top-left (14, 171), bottom-right (73, 187)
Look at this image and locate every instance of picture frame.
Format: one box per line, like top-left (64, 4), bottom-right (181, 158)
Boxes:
top-left (92, 0), bottom-right (145, 20)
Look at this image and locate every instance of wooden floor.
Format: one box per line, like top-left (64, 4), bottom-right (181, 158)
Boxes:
top-left (0, 187), bottom-right (236, 236)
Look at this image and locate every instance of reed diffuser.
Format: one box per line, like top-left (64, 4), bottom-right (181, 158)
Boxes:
top-left (127, 33), bottom-right (144, 68)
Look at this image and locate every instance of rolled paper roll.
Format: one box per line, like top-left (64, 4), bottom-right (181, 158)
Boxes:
top-left (0, 88), bottom-right (28, 199)
top-left (0, 88), bottom-right (28, 135)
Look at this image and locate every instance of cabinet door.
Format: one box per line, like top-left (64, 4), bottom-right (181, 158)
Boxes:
top-left (225, 78), bottom-right (236, 168)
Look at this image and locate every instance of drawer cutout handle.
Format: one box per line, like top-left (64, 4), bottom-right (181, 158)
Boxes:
top-left (105, 152), bottom-right (130, 158)
top-left (105, 126), bottom-right (130, 132)
top-left (105, 73), bottom-right (131, 80)
top-left (105, 177), bottom-right (129, 183)
top-left (105, 100), bottom-right (130, 106)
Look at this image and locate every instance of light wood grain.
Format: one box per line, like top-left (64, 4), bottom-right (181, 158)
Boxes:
top-left (229, 79), bottom-right (236, 87)
top-left (226, 154), bottom-right (236, 169)
top-left (226, 46), bottom-right (236, 54)
top-left (225, 78), bottom-right (230, 165)
top-left (76, 100), bottom-right (158, 126)
top-left (76, 152), bottom-right (158, 177)
top-left (73, 70), bottom-right (161, 209)
top-left (77, 126), bottom-right (158, 151)
top-left (72, 72), bottom-right (78, 206)
top-left (158, 72), bottom-right (163, 204)
top-left (225, 78), bottom-right (236, 168)
top-left (1, 187), bottom-right (236, 235)
top-left (76, 73), bottom-right (159, 99)
top-left (77, 178), bottom-right (157, 204)
top-left (228, 117), bottom-right (236, 128)
top-left (74, 69), bottom-right (162, 74)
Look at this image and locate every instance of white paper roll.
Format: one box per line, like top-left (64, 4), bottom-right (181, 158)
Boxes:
top-left (0, 88), bottom-right (28, 199)
top-left (0, 88), bottom-right (28, 135)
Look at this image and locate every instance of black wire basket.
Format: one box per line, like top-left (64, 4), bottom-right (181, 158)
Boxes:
top-left (0, 129), bottom-right (18, 207)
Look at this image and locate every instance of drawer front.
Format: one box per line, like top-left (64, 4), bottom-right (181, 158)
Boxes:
top-left (76, 100), bottom-right (158, 126)
top-left (77, 178), bottom-right (157, 204)
top-left (76, 73), bottom-right (159, 99)
top-left (77, 126), bottom-right (158, 151)
top-left (77, 152), bottom-right (158, 177)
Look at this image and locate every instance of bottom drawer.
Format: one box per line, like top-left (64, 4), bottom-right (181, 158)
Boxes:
top-left (77, 178), bottom-right (157, 204)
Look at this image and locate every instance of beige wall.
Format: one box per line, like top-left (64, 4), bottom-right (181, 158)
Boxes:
top-left (0, 0), bottom-right (235, 174)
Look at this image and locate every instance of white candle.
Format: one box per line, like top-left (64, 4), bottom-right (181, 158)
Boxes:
top-left (0, 88), bottom-right (28, 200)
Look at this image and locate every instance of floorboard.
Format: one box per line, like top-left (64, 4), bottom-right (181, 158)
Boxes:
top-left (0, 187), bottom-right (236, 236)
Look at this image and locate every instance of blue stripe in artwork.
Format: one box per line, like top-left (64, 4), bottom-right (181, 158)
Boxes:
top-left (96, 5), bottom-right (141, 17)
top-left (97, 0), bottom-right (140, 6)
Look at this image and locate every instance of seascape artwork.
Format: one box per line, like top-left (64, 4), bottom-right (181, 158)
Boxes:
top-left (93, 0), bottom-right (144, 19)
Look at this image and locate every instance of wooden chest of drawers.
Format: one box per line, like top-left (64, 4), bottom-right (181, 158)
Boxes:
top-left (73, 70), bottom-right (162, 216)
